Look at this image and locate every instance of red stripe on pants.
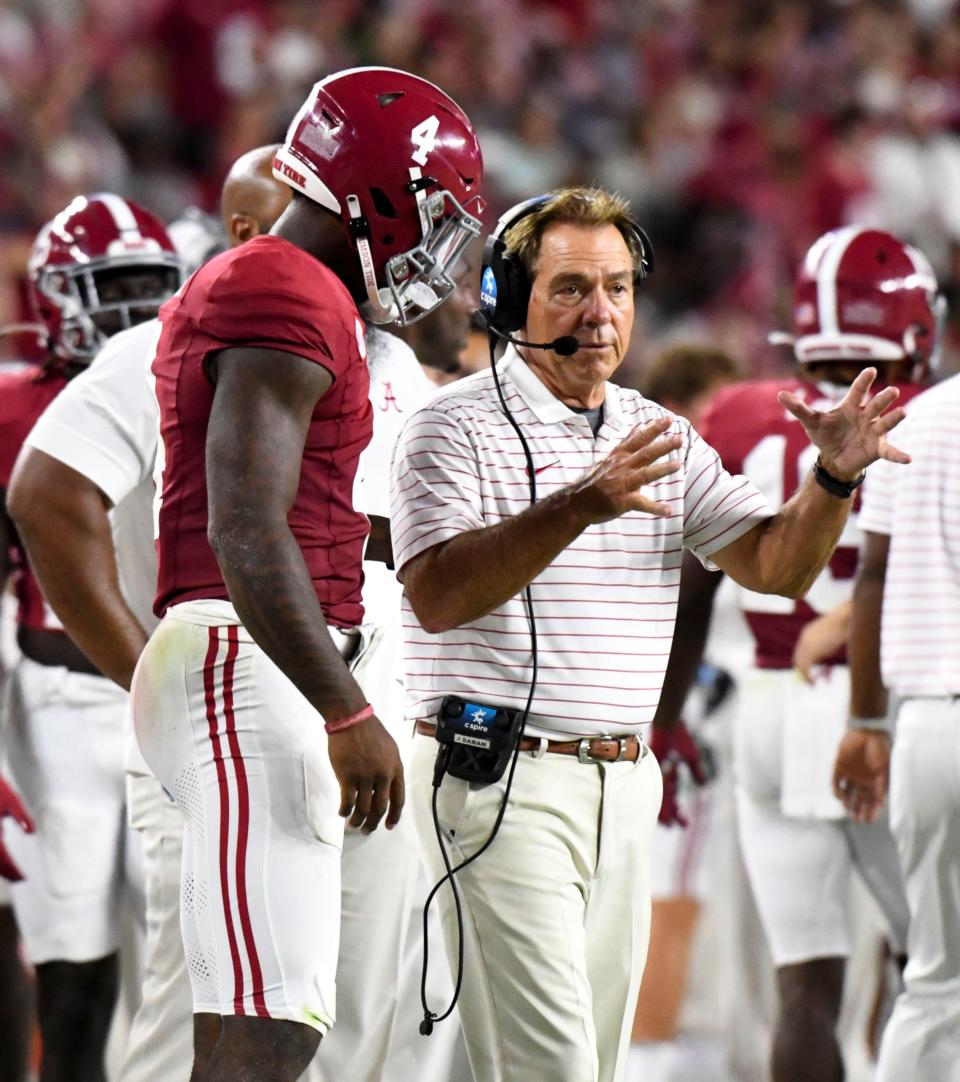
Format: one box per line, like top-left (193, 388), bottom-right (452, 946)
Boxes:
top-left (203, 627), bottom-right (245, 1014)
top-left (222, 626), bottom-right (269, 1018)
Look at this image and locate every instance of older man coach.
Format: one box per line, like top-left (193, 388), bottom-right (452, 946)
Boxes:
top-left (390, 187), bottom-right (910, 1082)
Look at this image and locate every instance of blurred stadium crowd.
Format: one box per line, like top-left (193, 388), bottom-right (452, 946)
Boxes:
top-left (3, 0), bottom-right (960, 383)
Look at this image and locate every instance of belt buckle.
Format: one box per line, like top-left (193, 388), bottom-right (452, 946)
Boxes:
top-left (577, 737), bottom-right (629, 764)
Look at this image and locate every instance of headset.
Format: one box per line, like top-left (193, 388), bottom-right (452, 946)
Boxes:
top-left (475, 192), bottom-right (656, 343)
top-left (420, 192), bottom-right (656, 1037)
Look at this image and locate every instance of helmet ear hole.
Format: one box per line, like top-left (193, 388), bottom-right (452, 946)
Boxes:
top-left (370, 188), bottom-right (397, 218)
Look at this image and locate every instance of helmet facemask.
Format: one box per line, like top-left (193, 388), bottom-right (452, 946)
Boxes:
top-left (37, 254), bottom-right (183, 362)
top-left (349, 178), bottom-right (482, 327)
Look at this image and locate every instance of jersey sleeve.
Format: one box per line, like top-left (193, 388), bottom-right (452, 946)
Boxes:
top-left (389, 402), bottom-right (484, 572)
top-left (699, 385), bottom-right (748, 473)
top-left (197, 246), bottom-right (342, 377)
top-left (25, 323), bottom-right (161, 507)
top-left (682, 425), bottom-right (773, 565)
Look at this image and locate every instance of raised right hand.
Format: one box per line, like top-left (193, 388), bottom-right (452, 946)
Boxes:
top-left (328, 715), bottom-right (405, 834)
top-left (0, 776), bottom-right (34, 882)
top-left (570, 416), bottom-right (683, 524)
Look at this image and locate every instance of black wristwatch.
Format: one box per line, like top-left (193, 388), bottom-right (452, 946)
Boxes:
top-left (812, 456), bottom-right (865, 499)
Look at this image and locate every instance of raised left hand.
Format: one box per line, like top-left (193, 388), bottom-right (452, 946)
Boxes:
top-left (777, 367), bottom-right (910, 481)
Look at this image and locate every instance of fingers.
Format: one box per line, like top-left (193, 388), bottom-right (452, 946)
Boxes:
top-left (348, 783), bottom-right (375, 830)
top-left (619, 432), bottom-right (684, 473)
top-left (794, 654), bottom-right (815, 684)
top-left (877, 435), bottom-right (911, 465)
top-left (833, 774), bottom-right (885, 822)
top-left (777, 390), bottom-right (818, 424)
top-left (339, 781), bottom-right (357, 821)
top-left (849, 366), bottom-right (877, 406)
top-left (621, 416), bottom-right (674, 451)
top-left (360, 778), bottom-right (391, 834)
top-left (863, 385), bottom-right (900, 418)
top-left (386, 773), bottom-right (405, 829)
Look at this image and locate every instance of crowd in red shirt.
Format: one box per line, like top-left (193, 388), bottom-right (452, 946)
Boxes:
top-left (2, 0), bottom-right (960, 378)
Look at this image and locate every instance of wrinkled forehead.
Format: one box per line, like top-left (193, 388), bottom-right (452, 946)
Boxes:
top-left (533, 222), bottom-right (634, 282)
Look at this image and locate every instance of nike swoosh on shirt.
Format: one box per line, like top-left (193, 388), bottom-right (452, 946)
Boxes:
top-left (525, 460), bottom-right (559, 477)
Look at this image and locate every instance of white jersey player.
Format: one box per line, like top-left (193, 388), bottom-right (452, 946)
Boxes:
top-left (655, 226), bottom-right (940, 1082)
top-left (1, 193), bottom-right (182, 1082)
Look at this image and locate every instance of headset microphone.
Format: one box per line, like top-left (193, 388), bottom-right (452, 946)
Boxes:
top-left (472, 310), bottom-right (580, 356)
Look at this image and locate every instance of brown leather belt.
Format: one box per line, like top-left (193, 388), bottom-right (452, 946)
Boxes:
top-left (414, 720), bottom-right (645, 764)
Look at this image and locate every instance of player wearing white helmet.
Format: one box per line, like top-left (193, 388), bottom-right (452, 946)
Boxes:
top-left (0, 193), bottom-right (182, 1082)
top-left (655, 225), bottom-right (940, 1082)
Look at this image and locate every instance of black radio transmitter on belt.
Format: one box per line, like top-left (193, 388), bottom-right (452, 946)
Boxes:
top-left (435, 696), bottom-right (523, 784)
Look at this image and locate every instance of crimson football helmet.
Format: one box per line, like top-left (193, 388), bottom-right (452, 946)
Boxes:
top-left (273, 66), bottom-right (484, 326)
top-left (771, 226), bottom-right (942, 376)
top-left (27, 193), bottom-right (183, 363)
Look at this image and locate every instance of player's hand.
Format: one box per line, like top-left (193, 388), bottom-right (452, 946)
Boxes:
top-left (571, 417), bottom-right (683, 523)
top-left (649, 721), bottom-right (709, 828)
top-left (777, 367), bottom-right (910, 482)
top-left (792, 602), bottom-right (851, 684)
top-left (0, 776), bottom-right (34, 882)
top-left (833, 729), bottom-right (890, 823)
top-left (327, 714), bottom-right (405, 833)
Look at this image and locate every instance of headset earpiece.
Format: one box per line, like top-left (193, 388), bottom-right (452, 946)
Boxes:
top-left (479, 194), bottom-right (655, 336)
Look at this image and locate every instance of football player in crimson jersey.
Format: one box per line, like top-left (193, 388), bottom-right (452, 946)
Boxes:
top-left (0, 193), bottom-right (182, 1082)
top-left (10, 150), bottom-right (475, 1082)
top-left (654, 226), bottom-right (939, 1082)
top-left (131, 68), bottom-right (483, 1082)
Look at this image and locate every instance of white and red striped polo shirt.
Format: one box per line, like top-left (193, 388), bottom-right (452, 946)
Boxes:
top-left (858, 374), bottom-right (960, 697)
top-left (390, 347), bottom-right (773, 740)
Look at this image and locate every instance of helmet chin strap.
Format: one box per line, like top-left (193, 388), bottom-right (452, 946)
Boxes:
top-left (346, 193), bottom-right (398, 324)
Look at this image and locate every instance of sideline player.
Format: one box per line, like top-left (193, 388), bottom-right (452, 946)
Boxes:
top-left (654, 226), bottom-right (937, 1082)
top-left (10, 145), bottom-right (291, 1082)
top-left (131, 69), bottom-right (482, 1082)
top-left (13, 147), bottom-right (477, 1082)
top-left (0, 194), bottom-right (182, 1082)
top-left (833, 371), bottom-right (960, 1081)
top-left (632, 345), bottom-right (740, 1051)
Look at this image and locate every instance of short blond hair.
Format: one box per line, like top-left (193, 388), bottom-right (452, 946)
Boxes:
top-left (503, 187), bottom-right (646, 282)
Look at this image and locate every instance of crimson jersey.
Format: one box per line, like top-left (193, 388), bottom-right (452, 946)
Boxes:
top-left (0, 367), bottom-right (67, 631)
top-left (701, 377), bottom-right (921, 668)
top-left (152, 235), bottom-right (373, 626)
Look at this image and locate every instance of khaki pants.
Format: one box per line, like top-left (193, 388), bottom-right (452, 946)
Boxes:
top-left (411, 734), bottom-right (662, 1082)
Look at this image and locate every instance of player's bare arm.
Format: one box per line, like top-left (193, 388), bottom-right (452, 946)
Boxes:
top-left (207, 346), bottom-right (404, 832)
top-left (833, 529), bottom-right (891, 822)
top-left (8, 450), bottom-right (148, 690)
top-left (793, 598), bottom-right (852, 684)
top-left (402, 416), bottom-right (682, 632)
top-left (710, 367), bottom-right (907, 597)
top-left (652, 551), bottom-right (723, 728)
